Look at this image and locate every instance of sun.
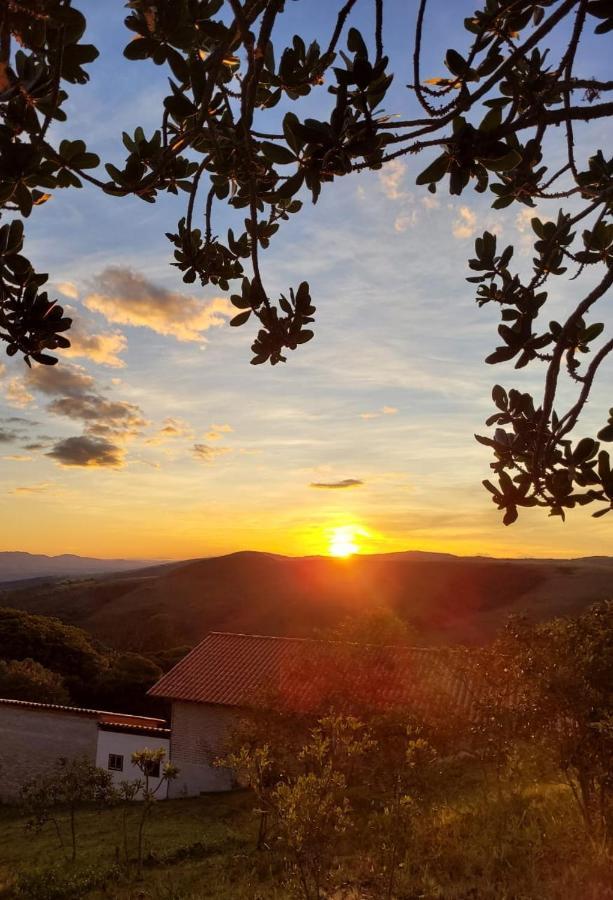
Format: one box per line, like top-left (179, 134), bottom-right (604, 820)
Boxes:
top-left (329, 525), bottom-right (359, 558)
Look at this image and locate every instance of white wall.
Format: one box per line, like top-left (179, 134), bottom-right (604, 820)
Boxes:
top-left (168, 701), bottom-right (237, 797)
top-left (95, 729), bottom-right (170, 796)
top-left (0, 706), bottom-right (98, 800)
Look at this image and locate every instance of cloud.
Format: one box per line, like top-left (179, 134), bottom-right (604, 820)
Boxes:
top-left (0, 427), bottom-right (17, 442)
top-left (23, 441), bottom-right (48, 451)
top-left (20, 360), bottom-right (147, 466)
top-left (56, 281), bottom-right (79, 299)
top-left (421, 195), bottom-right (440, 210)
top-left (46, 435), bottom-right (124, 468)
top-left (379, 160), bottom-right (407, 200)
top-left (192, 443), bottom-right (232, 462)
top-left (85, 268), bottom-right (234, 343)
top-left (47, 395), bottom-right (147, 440)
top-left (63, 315), bottom-right (127, 368)
top-left (10, 482), bottom-right (56, 495)
top-left (146, 417), bottom-right (194, 445)
top-left (3, 454), bottom-right (32, 461)
top-left (4, 377), bottom-right (34, 408)
top-left (26, 363), bottom-right (95, 397)
top-left (452, 206), bottom-right (477, 239)
top-left (360, 406), bottom-right (398, 420)
top-left (310, 478), bottom-right (364, 489)
top-left (394, 211), bottom-right (418, 233)
top-left (24, 361), bottom-right (147, 443)
top-left (205, 422), bottom-right (233, 441)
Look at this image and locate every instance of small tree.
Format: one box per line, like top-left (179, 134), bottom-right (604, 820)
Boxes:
top-left (220, 714), bottom-right (373, 900)
top-left (20, 756), bottom-right (114, 862)
top-left (500, 603), bottom-right (613, 846)
top-left (126, 747), bottom-right (178, 876)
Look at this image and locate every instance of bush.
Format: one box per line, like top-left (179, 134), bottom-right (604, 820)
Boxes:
top-left (14, 864), bottom-right (122, 900)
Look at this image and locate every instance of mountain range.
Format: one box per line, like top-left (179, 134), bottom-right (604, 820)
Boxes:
top-left (0, 551), bottom-right (159, 584)
top-left (1, 550), bottom-right (611, 651)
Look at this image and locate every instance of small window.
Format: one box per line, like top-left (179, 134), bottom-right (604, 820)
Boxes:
top-left (108, 753), bottom-right (124, 772)
top-left (144, 759), bottom-right (160, 779)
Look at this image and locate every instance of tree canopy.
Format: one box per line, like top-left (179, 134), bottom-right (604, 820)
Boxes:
top-left (1, 0), bottom-right (612, 524)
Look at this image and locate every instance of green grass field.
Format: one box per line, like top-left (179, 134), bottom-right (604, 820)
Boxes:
top-left (0, 792), bottom-right (288, 900)
top-left (0, 783), bottom-right (610, 899)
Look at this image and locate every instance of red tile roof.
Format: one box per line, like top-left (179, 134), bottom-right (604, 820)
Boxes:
top-left (148, 632), bottom-right (490, 719)
top-left (0, 696), bottom-right (166, 728)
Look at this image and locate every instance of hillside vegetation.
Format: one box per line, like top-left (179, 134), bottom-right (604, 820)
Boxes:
top-left (0, 608), bottom-right (165, 716)
top-left (1, 551), bottom-right (612, 653)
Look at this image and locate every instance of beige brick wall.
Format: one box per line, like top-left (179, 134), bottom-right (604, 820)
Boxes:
top-left (0, 707), bottom-right (99, 801)
top-left (168, 701), bottom-right (237, 796)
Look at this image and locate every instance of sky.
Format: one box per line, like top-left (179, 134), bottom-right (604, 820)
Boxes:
top-left (0, 1), bottom-right (612, 561)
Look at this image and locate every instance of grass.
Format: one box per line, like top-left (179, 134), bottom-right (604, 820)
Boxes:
top-left (0, 783), bottom-right (610, 899)
top-left (0, 792), bottom-right (285, 899)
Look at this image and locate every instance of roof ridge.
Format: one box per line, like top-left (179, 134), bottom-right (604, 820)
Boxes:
top-left (0, 696), bottom-right (166, 722)
top-left (206, 631), bottom-right (459, 652)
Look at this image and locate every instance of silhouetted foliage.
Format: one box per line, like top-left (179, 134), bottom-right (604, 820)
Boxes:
top-left (0, 607), bottom-right (162, 713)
top-left (499, 601), bottom-right (613, 844)
top-left (1, 1), bottom-right (612, 521)
top-left (0, 656), bottom-right (69, 703)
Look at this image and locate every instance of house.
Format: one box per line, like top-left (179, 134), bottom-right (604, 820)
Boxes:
top-left (0, 697), bottom-right (170, 800)
top-left (149, 631), bottom-right (489, 798)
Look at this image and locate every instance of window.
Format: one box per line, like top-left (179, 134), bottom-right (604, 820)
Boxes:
top-left (144, 759), bottom-right (160, 778)
top-left (108, 753), bottom-right (124, 772)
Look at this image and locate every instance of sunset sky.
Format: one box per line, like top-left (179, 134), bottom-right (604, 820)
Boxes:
top-left (1, 1), bottom-right (611, 560)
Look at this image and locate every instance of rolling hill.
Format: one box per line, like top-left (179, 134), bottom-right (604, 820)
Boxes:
top-left (1, 550), bottom-right (611, 652)
top-left (0, 551), bottom-right (160, 583)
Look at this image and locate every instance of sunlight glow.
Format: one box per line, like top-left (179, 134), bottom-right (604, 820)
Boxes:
top-left (329, 525), bottom-right (360, 558)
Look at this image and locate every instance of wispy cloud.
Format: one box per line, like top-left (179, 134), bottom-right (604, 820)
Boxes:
top-left (10, 482), bottom-right (57, 495)
top-left (55, 281), bottom-right (79, 299)
top-left (205, 423), bottom-right (233, 441)
top-left (379, 160), bottom-right (407, 200)
top-left (24, 361), bottom-right (147, 466)
top-left (310, 478), bottom-right (364, 489)
top-left (147, 417), bottom-right (194, 445)
top-left (85, 268), bottom-right (234, 343)
top-left (27, 363), bottom-right (95, 397)
top-left (452, 206), bottom-right (477, 239)
top-left (63, 307), bottom-right (127, 368)
top-left (4, 377), bottom-right (34, 409)
top-left (192, 443), bottom-right (232, 463)
top-left (360, 406), bottom-right (398, 420)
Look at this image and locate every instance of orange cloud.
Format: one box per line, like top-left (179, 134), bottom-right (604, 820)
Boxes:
top-left (85, 268), bottom-right (233, 343)
top-left (63, 316), bottom-right (127, 368)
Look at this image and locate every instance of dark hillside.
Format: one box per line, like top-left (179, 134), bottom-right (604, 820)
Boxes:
top-left (1, 551), bottom-right (611, 652)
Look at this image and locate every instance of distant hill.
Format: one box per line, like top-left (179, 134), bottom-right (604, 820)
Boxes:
top-left (0, 552), bottom-right (160, 584)
top-left (1, 550), bottom-right (611, 651)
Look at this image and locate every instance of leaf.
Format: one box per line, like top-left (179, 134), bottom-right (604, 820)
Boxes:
top-left (230, 311), bottom-right (251, 327)
top-left (479, 149), bottom-right (522, 172)
top-left (415, 154), bottom-right (448, 185)
top-left (282, 113), bottom-right (303, 155)
top-left (275, 170), bottom-right (304, 200)
top-left (445, 49), bottom-right (468, 77)
top-left (347, 28), bottom-right (368, 58)
top-left (573, 437), bottom-right (598, 463)
top-left (583, 322), bottom-right (604, 342)
top-left (492, 384), bottom-right (507, 410)
top-left (503, 505), bottom-right (518, 526)
top-left (597, 424), bottom-right (613, 442)
top-left (260, 142), bottom-right (296, 165)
